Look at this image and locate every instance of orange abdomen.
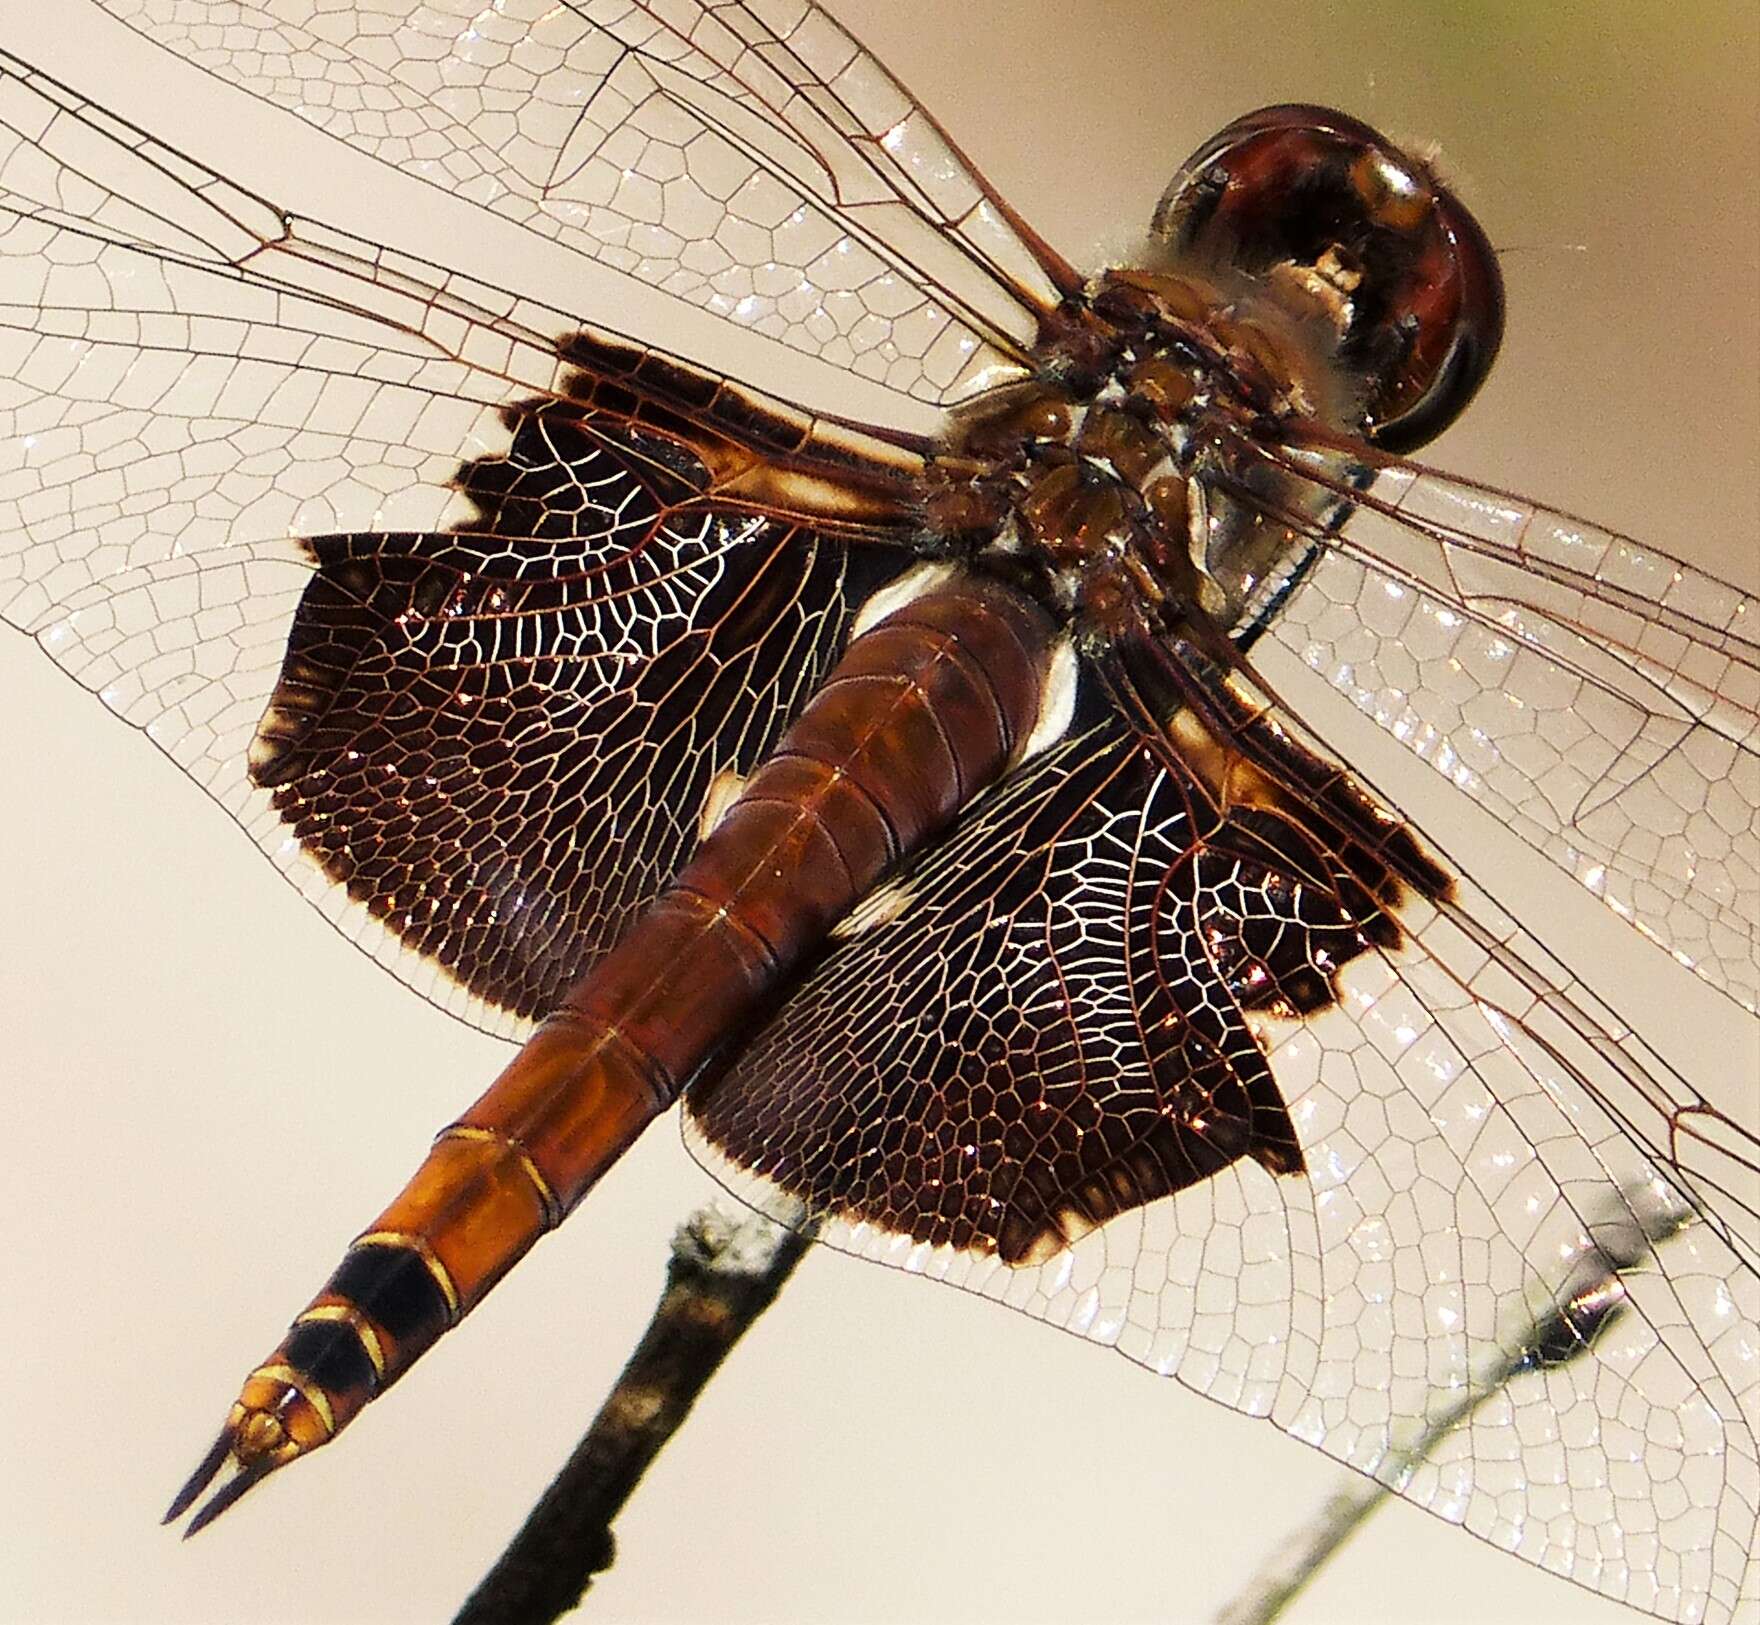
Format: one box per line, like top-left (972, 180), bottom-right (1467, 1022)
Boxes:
top-left (171, 572), bottom-right (1057, 1526)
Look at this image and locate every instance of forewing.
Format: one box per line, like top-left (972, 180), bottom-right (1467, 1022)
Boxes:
top-left (684, 697), bottom-right (1759, 1623)
top-left (1266, 449), bottom-right (1760, 1012)
top-left (94, 0), bottom-right (1076, 406)
top-left (0, 50), bottom-right (901, 1034)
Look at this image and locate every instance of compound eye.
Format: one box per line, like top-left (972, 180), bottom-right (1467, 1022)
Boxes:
top-left (1153, 104), bottom-right (1505, 452)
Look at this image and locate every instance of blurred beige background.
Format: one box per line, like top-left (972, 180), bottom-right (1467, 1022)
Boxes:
top-left (0, 3), bottom-right (1755, 1623)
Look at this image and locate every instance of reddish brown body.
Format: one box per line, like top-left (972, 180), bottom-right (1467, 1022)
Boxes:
top-left (163, 90), bottom-right (1523, 1535)
top-left (174, 574), bottom-right (1057, 1519)
top-left (8, 18), bottom-right (1749, 1617)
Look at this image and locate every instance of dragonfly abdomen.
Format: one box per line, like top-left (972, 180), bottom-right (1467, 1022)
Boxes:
top-left (170, 571), bottom-right (1060, 1530)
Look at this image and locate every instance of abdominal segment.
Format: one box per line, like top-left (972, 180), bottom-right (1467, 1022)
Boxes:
top-left (169, 571), bottom-right (1059, 1527)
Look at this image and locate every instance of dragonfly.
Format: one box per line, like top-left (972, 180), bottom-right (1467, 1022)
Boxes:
top-left (0, 3), bottom-right (1752, 1625)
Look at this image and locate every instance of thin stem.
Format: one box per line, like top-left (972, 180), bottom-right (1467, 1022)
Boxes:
top-left (453, 1204), bottom-right (813, 1625)
top-left (1214, 1182), bottom-right (1694, 1624)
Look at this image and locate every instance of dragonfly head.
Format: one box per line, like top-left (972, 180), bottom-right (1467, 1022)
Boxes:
top-left (1148, 104), bottom-right (1505, 453)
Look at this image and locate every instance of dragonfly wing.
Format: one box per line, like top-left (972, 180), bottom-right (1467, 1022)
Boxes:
top-left (0, 50), bottom-right (906, 1035)
top-left (684, 666), bottom-right (1759, 1624)
top-left (1266, 449), bottom-right (1759, 1012)
top-left (93, 0), bottom-right (1079, 406)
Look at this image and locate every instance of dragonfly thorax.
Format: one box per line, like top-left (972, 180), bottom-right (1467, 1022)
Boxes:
top-left (922, 268), bottom-right (1362, 646)
top-left (922, 104), bottom-right (1508, 648)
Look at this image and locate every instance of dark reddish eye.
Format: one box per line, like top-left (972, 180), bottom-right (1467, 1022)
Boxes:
top-left (1153, 104), bottom-right (1505, 453)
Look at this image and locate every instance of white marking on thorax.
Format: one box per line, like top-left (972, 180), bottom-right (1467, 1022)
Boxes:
top-left (1017, 637), bottom-right (1079, 764)
top-left (697, 767), bottom-right (748, 842)
top-left (848, 560), bottom-right (962, 639)
top-left (981, 514), bottom-right (1024, 556)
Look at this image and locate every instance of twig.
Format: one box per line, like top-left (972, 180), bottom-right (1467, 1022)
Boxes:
top-left (1214, 1183), bottom-right (1695, 1624)
top-left (453, 1203), bottom-right (813, 1625)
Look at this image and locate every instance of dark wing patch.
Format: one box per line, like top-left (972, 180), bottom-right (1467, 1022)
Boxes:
top-left (684, 695), bottom-right (1759, 1620)
top-left (0, 53), bottom-right (912, 1035)
top-left (685, 710), bottom-right (1422, 1265)
top-left (248, 400), bottom-right (898, 1022)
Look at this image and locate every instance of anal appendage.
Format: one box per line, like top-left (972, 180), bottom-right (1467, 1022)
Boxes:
top-left (165, 1365), bottom-right (335, 1534)
top-left (161, 575), bottom-right (1058, 1538)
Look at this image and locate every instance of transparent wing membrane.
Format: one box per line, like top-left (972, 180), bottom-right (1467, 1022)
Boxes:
top-left (1271, 450), bottom-right (1759, 1012)
top-left (0, 49), bottom-right (902, 1033)
top-left (95, 0), bottom-right (1078, 404)
top-left (2, 22), bottom-right (1756, 1624)
top-left (687, 697), bottom-right (1759, 1622)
